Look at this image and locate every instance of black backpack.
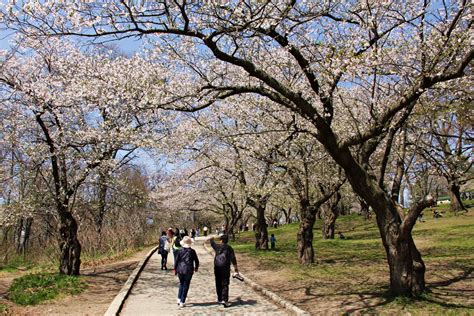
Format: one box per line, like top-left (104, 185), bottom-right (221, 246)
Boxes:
top-left (215, 246), bottom-right (230, 267)
top-left (174, 236), bottom-right (182, 248)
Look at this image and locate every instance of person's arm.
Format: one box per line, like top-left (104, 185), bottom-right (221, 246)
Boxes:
top-left (174, 250), bottom-right (180, 275)
top-left (193, 249), bottom-right (199, 272)
top-left (230, 247), bottom-right (238, 273)
top-left (210, 237), bottom-right (218, 251)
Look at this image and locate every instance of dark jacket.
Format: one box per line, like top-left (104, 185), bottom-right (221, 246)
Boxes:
top-left (211, 240), bottom-right (237, 269)
top-left (174, 247), bottom-right (199, 275)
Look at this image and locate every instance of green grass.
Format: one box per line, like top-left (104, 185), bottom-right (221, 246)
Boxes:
top-left (0, 303), bottom-right (7, 313)
top-left (0, 256), bottom-right (34, 273)
top-left (8, 273), bottom-right (87, 305)
top-left (232, 207), bottom-right (474, 314)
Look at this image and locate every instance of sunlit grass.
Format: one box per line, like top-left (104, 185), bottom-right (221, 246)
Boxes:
top-left (232, 203), bottom-right (474, 314)
top-left (8, 273), bottom-right (87, 305)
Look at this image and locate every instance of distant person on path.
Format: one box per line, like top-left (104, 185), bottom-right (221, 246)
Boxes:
top-left (210, 235), bottom-right (239, 307)
top-left (270, 233), bottom-right (276, 250)
top-left (172, 231), bottom-right (183, 267)
top-left (203, 226), bottom-right (208, 236)
top-left (158, 231), bottom-right (170, 270)
top-left (174, 236), bottom-right (199, 308)
top-left (191, 228), bottom-right (196, 239)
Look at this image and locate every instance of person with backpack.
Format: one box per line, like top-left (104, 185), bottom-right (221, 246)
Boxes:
top-left (174, 236), bottom-right (199, 308)
top-left (210, 235), bottom-right (239, 307)
top-left (158, 231), bottom-right (170, 270)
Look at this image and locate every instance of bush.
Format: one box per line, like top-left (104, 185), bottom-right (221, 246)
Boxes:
top-left (8, 273), bottom-right (86, 305)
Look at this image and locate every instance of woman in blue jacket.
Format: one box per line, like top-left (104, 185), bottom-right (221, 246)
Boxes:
top-left (174, 236), bottom-right (199, 308)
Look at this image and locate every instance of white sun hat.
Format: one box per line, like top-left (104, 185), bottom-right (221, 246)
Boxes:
top-left (180, 236), bottom-right (193, 248)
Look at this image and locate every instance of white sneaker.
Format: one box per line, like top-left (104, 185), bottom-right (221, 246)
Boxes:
top-left (177, 298), bottom-right (180, 305)
top-left (179, 302), bottom-right (185, 308)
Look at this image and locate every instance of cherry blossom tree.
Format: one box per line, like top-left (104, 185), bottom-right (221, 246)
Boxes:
top-left (411, 96), bottom-right (472, 213)
top-left (0, 39), bottom-right (170, 274)
top-left (276, 131), bottom-right (345, 262)
top-left (164, 97), bottom-right (293, 249)
top-left (2, 0), bottom-right (472, 295)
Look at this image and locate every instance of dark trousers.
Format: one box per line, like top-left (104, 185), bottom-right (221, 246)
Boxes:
top-left (160, 250), bottom-right (168, 268)
top-left (178, 273), bottom-right (193, 303)
top-left (214, 267), bottom-right (231, 302)
top-left (173, 249), bottom-right (178, 267)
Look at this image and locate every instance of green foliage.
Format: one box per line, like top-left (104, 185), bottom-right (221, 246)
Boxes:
top-left (8, 273), bottom-right (87, 305)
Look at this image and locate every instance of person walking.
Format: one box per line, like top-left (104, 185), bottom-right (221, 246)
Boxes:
top-left (171, 230), bottom-right (182, 267)
top-left (158, 231), bottom-right (170, 270)
top-left (210, 235), bottom-right (239, 307)
top-left (174, 236), bottom-right (199, 308)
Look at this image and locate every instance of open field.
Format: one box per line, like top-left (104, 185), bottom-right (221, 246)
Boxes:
top-left (234, 204), bottom-right (474, 315)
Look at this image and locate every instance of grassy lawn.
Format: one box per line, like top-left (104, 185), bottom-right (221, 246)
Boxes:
top-left (233, 204), bottom-right (474, 314)
top-left (8, 273), bottom-right (87, 306)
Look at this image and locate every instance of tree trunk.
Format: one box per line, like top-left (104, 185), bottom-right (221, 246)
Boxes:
top-left (322, 211), bottom-right (336, 239)
top-left (95, 177), bottom-right (108, 235)
top-left (448, 181), bottom-right (466, 213)
top-left (254, 204), bottom-right (268, 250)
top-left (58, 211), bottom-right (82, 275)
top-left (322, 192), bottom-right (341, 239)
top-left (381, 216), bottom-right (425, 296)
top-left (16, 217), bottom-right (33, 256)
top-left (297, 211), bottom-right (315, 264)
top-left (359, 197), bottom-right (371, 220)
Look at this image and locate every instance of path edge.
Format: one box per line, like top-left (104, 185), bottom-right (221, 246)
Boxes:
top-left (104, 245), bottom-right (159, 316)
top-left (203, 241), bottom-right (310, 316)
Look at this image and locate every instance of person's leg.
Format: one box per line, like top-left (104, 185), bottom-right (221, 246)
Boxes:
top-left (177, 274), bottom-right (185, 303)
top-left (221, 269), bottom-right (231, 303)
top-left (181, 274), bottom-right (193, 303)
top-left (214, 269), bottom-right (223, 302)
top-left (173, 249), bottom-right (177, 267)
top-left (163, 251), bottom-right (168, 269)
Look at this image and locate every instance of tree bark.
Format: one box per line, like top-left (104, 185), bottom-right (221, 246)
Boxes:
top-left (448, 181), bottom-right (466, 213)
top-left (322, 192), bottom-right (341, 239)
top-left (58, 211), bottom-right (81, 275)
top-left (95, 172), bottom-right (108, 237)
top-left (379, 213), bottom-right (426, 296)
top-left (297, 206), bottom-right (315, 264)
top-left (16, 217), bottom-right (33, 256)
top-left (254, 203), bottom-right (269, 250)
top-left (358, 197), bottom-right (371, 220)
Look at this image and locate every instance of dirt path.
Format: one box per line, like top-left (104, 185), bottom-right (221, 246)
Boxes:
top-left (0, 247), bottom-right (153, 316)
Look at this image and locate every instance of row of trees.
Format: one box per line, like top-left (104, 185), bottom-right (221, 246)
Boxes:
top-left (1, 0), bottom-right (472, 297)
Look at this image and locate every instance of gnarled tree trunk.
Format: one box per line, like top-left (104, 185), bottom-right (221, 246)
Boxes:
top-left (448, 181), bottom-right (466, 213)
top-left (254, 203), bottom-right (269, 250)
top-left (378, 211), bottom-right (426, 296)
top-left (58, 209), bottom-right (81, 275)
top-left (321, 192), bottom-right (341, 239)
top-left (297, 204), bottom-right (315, 264)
